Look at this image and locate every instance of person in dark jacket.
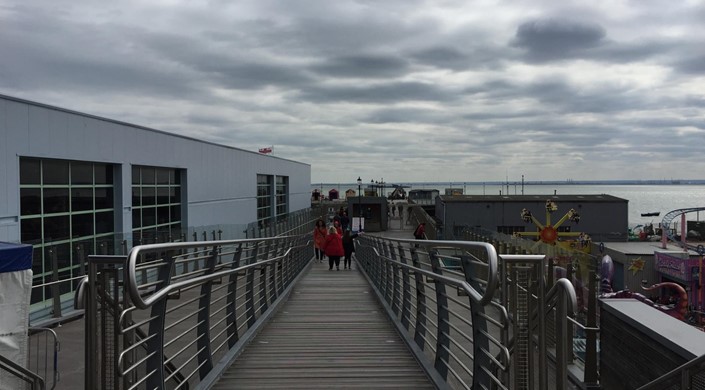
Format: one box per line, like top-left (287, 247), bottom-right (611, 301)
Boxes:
top-left (413, 222), bottom-right (426, 239)
top-left (323, 226), bottom-right (344, 270)
top-left (340, 211), bottom-right (350, 232)
top-left (342, 229), bottom-right (360, 270)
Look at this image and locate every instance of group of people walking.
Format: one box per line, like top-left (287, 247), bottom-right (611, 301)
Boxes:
top-left (313, 209), bottom-right (360, 271)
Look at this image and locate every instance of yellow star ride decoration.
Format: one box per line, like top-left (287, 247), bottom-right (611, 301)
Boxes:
top-left (628, 257), bottom-right (645, 275)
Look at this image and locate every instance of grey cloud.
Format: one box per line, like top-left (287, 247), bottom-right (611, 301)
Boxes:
top-left (310, 55), bottom-right (410, 79)
top-left (296, 81), bottom-right (455, 103)
top-left (513, 19), bottom-right (606, 62)
top-left (363, 107), bottom-right (450, 124)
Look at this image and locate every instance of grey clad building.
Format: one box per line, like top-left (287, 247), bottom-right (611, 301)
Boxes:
top-left (0, 94), bottom-right (310, 317)
top-left (436, 194), bottom-right (629, 242)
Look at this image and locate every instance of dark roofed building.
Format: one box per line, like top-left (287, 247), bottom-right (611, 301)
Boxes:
top-left (435, 194), bottom-right (629, 242)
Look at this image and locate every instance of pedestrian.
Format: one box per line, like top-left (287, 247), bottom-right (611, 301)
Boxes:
top-left (413, 222), bottom-right (426, 240)
top-left (333, 220), bottom-right (343, 235)
top-left (340, 211), bottom-right (350, 232)
top-left (323, 226), bottom-right (344, 271)
top-left (313, 219), bottom-right (327, 263)
top-left (342, 229), bottom-right (360, 269)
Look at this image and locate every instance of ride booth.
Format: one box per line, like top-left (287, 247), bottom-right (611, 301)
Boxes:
top-left (0, 242), bottom-right (33, 389)
top-left (655, 250), bottom-right (704, 319)
top-left (347, 196), bottom-right (388, 232)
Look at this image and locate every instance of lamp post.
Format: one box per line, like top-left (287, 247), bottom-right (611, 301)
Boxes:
top-left (357, 177), bottom-right (362, 232)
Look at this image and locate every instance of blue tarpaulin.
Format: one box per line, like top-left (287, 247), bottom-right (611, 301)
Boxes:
top-left (0, 242), bottom-right (32, 273)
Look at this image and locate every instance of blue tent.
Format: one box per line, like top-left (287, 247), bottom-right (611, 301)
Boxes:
top-left (0, 242), bottom-right (32, 273)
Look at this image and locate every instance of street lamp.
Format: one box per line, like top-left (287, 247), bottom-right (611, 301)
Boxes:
top-left (357, 177), bottom-right (362, 232)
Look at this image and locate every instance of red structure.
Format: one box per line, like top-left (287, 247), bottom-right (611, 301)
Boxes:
top-left (328, 189), bottom-right (339, 200)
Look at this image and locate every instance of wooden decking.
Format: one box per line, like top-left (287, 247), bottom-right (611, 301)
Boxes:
top-left (213, 258), bottom-right (434, 389)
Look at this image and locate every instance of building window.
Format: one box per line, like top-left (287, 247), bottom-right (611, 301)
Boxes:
top-left (257, 174), bottom-right (273, 226)
top-left (19, 157), bottom-right (115, 306)
top-left (131, 166), bottom-right (182, 245)
top-left (497, 226), bottom-right (526, 235)
top-left (275, 176), bottom-right (288, 221)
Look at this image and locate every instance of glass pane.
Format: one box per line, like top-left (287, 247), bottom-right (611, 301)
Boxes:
top-left (31, 247), bottom-right (43, 275)
top-left (142, 186), bottom-right (155, 206)
top-left (94, 163), bottom-right (113, 184)
top-left (132, 166), bottom-right (140, 185)
top-left (72, 213), bottom-right (94, 238)
top-left (71, 162), bottom-right (93, 185)
top-left (142, 207), bottom-right (156, 227)
top-left (142, 167), bottom-right (155, 185)
top-left (95, 211), bottom-right (114, 234)
top-left (132, 187), bottom-right (141, 207)
top-left (43, 159), bottom-right (69, 185)
top-left (95, 187), bottom-right (114, 210)
top-left (31, 284), bottom-right (44, 304)
top-left (157, 206), bottom-right (170, 225)
top-left (21, 218), bottom-right (42, 243)
top-left (170, 205), bottom-right (181, 222)
top-left (172, 187), bottom-right (180, 204)
top-left (170, 170), bottom-right (178, 185)
top-left (20, 158), bottom-right (41, 185)
top-left (43, 188), bottom-right (70, 214)
top-left (157, 187), bottom-right (169, 205)
top-left (44, 215), bottom-right (70, 241)
top-left (156, 168), bottom-right (170, 185)
top-left (71, 188), bottom-right (93, 212)
top-left (132, 209), bottom-right (141, 229)
top-left (59, 269), bottom-right (72, 295)
top-left (54, 242), bottom-right (71, 270)
top-left (20, 188), bottom-right (41, 216)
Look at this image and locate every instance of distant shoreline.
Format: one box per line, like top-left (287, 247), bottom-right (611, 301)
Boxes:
top-left (311, 180), bottom-right (705, 187)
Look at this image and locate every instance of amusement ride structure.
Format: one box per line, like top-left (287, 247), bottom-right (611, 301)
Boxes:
top-left (515, 200), bottom-right (590, 251)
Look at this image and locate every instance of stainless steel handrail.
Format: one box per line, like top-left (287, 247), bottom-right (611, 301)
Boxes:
top-left (126, 236), bottom-right (301, 310)
top-left (0, 353), bottom-right (45, 390)
top-left (356, 235), bottom-right (506, 389)
top-left (83, 232), bottom-right (314, 390)
top-left (637, 352), bottom-right (705, 390)
top-left (371, 238), bottom-right (499, 305)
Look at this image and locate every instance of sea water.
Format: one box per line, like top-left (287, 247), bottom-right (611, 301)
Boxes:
top-left (312, 183), bottom-right (705, 227)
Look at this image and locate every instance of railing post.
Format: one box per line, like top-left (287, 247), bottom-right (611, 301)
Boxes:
top-left (410, 248), bottom-right (427, 350)
top-left (460, 255), bottom-right (493, 388)
top-left (145, 250), bottom-right (175, 390)
top-left (584, 269), bottom-right (599, 385)
top-left (245, 242), bottom-right (260, 328)
top-left (429, 250), bottom-right (450, 380)
top-left (397, 243), bottom-right (412, 330)
top-left (49, 246), bottom-right (62, 319)
top-left (196, 247), bottom-right (218, 379)
top-left (226, 245), bottom-right (244, 348)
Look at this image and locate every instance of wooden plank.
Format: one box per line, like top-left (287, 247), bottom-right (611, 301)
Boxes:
top-left (213, 261), bottom-right (434, 389)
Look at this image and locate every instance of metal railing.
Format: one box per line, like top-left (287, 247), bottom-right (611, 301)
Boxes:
top-left (28, 327), bottom-right (60, 390)
top-left (355, 235), bottom-right (578, 390)
top-left (637, 353), bottom-right (705, 390)
top-left (78, 234), bottom-right (313, 390)
top-left (30, 206), bottom-right (321, 325)
top-left (0, 353), bottom-right (45, 390)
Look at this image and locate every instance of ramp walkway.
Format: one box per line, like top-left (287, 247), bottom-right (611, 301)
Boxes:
top-left (214, 259), bottom-right (434, 389)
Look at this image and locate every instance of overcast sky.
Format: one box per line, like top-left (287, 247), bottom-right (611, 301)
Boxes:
top-left (2, 1), bottom-right (704, 183)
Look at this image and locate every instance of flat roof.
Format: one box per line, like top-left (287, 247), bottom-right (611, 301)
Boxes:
top-left (603, 241), bottom-right (701, 256)
top-left (438, 194), bottom-right (628, 203)
top-left (601, 299), bottom-right (705, 359)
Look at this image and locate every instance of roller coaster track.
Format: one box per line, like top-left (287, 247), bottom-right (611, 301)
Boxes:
top-left (661, 207), bottom-right (705, 252)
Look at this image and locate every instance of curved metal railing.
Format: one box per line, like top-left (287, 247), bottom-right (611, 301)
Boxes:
top-left (82, 234), bottom-right (312, 390)
top-left (356, 235), bottom-right (578, 390)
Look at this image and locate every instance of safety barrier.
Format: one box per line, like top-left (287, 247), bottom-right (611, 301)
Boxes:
top-left (355, 235), bottom-right (578, 389)
top-left (78, 234), bottom-right (312, 390)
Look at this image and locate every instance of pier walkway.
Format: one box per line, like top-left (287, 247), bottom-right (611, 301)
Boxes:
top-left (31, 215), bottom-right (582, 390)
top-left (214, 250), bottom-right (434, 389)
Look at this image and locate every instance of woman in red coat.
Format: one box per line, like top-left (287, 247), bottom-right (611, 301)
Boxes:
top-left (323, 226), bottom-right (344, 270)
top-left (313, 219), bottom-right (328, 263)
